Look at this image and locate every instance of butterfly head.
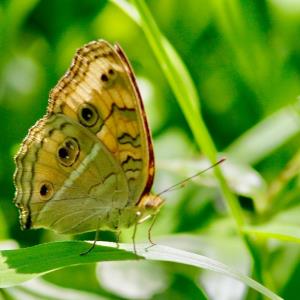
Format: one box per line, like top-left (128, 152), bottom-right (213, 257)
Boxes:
top-left (136, 193), bottom-right (164, 223)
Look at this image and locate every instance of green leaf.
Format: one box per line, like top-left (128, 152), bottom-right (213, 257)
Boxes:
top-left (226, 100), bottom-right (300, 164)
top-left (0, 241), bottom-right (137, 288)
top-left (0, 241), bottom-right (282, 299)
top-left (244, 204), bottom-right (300, 243)
top-left (244, 224), bottom-right (300, 243)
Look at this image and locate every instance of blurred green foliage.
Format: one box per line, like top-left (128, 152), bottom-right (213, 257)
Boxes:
top-left (1, 0), bottom-right (300, 299)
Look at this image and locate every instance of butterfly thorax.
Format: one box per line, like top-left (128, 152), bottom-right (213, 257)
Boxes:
top-left (102, 193), bottom-right (162, 229)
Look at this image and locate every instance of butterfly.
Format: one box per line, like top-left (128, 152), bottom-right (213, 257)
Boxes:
top-left (13, 40), bottom-right (164, 249)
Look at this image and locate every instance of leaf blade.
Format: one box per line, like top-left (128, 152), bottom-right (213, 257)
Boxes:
top-left (0, 241), bottom-right (282, 300)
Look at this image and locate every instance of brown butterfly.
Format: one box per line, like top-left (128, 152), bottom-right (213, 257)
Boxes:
top-left (14, 40), bottom-right (164, 253)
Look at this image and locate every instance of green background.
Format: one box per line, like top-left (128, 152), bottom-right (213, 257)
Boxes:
top-left (1, 0), bottom-right (300, 299)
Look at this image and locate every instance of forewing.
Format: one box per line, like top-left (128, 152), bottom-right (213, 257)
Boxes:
top-left (48, 40), bottom-right (154, 204)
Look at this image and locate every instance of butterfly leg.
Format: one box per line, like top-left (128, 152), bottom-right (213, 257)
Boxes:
top-left (80, 219), bottom-right (100, 256)
top-left (132, 221), bottom-right (138, 254)
top-left (115, 230), bottom-right (122, 248)
top-left (145, 214), bottom-right (158, 251)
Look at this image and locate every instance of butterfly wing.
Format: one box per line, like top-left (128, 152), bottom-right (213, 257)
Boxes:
top-left (14, 114), bottom-right (133, 234)
top-left (48, 40), bottom-right (154, 205)
top-left (14, 40), bottom-right (158, 234)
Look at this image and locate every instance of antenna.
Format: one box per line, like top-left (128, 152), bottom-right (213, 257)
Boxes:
top-left (156, 157), bottom-right (226, 198)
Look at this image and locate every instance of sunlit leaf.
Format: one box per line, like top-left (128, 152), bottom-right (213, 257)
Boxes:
top-left (0, 241), bottom-right (282, 300)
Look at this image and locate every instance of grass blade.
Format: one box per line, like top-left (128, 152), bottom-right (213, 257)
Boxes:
top-left (244, 224), bottom-right (300, 244)
top-left (0, 241), bottom-right (282, 299)
top-left (112, 0), bottom-right (263, 279)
